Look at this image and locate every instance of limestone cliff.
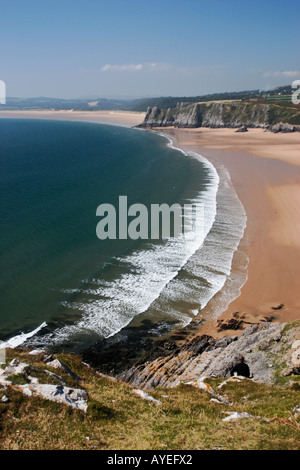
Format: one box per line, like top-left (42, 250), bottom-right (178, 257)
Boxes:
top-left (138, 101), bottom-right (300, 131)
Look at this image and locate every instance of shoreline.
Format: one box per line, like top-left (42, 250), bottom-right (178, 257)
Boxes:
top-left (0, 109), bottom-right (146, 128)
top-left (1, 110), bottom-right (300, 347)
top-left (152, 128), bottom-right (248, 325)
top-left (156, 127), bottom-right (300, 339)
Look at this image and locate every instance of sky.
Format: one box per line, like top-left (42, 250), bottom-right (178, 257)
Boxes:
top-left (1, 0), bottom-right (299, 99)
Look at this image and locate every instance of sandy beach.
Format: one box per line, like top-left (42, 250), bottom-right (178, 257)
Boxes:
top-left (0, 109), bottom-right (145, 128)
top-left (2, 110), bottom-right (299, 339)
top-left (158, 127), bottom-right (300, 338)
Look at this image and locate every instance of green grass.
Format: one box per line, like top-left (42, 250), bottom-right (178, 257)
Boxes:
top-left (5, 373), bottom-right (30, 385)
top-left (0, 348), bottom-right (299, 450)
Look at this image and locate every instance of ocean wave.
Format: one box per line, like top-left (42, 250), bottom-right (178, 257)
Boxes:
top-left (126, 144), bottom-right (247, 329)
top-left (24, 131), bottom-right (247, 350)
top-left (26, 136), bottom-right (220, 348)
top-left (0, 322), bottom-right (48, 349)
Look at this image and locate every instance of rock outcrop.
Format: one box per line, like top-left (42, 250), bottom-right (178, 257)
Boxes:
top-left (118, 321), bottom-right (300, 390)
top-left (269, 123), bottom-right (299, 133)
top-left (138, 101), bottom-right (300, 132)
top-left (143, 103), bottom-right (202, 128)
top-left (0, 357), bottom-right (88, 411)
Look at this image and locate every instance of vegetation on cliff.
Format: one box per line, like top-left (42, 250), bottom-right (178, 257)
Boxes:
top-left (0, 322), bottom-right (299, 450)
top-left (139, 100), bottom-right (300, 129)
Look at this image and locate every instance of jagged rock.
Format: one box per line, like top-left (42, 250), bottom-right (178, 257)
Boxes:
top-left (217, 375), bottom-right (246, 389)
top-left (0, 395), bottom-right (10, 403)
top-left (185, 335), bottom-right (214, 354)
top-left (271, 303), bottom-right (285, 310)
top-left (28, 349), bottom-right (46, 356)
top-left (133, 389), bottom-right (162, 405)
top-left (138, 101), bottom-right (300, 132)
top-left (222, 411), bottom-right (253, 422)
top-left (46, 359), bottom-right (62, 369)
top-left (0, 358), bottom-right (88, 412)
top-left (214, 337), bottom-right (237, 349)
top-left (217, 317), bottom-right (244, 331)
top-left (291, 349), bottom-right (300, 366)
top-left (210, 398), bottom-right (224, 404)
top-left (42, 354), bottom-right (53, 362)
top-left (117, 322), bottom-right (299, 389)
top-left (293, 405), bottom-right (300, 419)
top-left (0, 359), bottom-right (29, 384)
top-left (173, 103), bottom-right (203, 128)
top-left (292, 340), bottom-right (300, 350)
top-left (282, 367), bottom-right (300, 377)
top-left (81, 319), bottom-right (177, 375)
top-left (236, 125), bottom-right (248, 132)
top-left (12, 383), bottom-right (88, 412)
top-left (183, 377), bottom-right (231, 405)
top-left (271, 124), bottom-right (295, 133)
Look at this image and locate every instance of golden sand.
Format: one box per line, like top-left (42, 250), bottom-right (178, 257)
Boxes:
top-left (157, 127), bottom-right (300, 337)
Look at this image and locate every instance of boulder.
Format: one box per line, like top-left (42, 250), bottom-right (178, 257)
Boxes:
top-left (13, 383), bottom-right (88, 412)
top-left (236, 125), bottom-right (248, 132)
top-left (0, 357), bottom-right (88, 412)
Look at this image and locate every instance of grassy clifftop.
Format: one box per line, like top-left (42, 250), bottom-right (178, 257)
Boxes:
top-left (0, 340), bottom-right (299, 450)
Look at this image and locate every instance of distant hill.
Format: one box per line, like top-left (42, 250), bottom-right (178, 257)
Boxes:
top-left (1, 85), bottom-right (296, 113)
top-left (1, 96), bottom-right (136, 111)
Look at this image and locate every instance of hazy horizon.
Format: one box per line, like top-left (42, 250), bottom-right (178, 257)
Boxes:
top-left (4, 82), bottom-right (293, 102)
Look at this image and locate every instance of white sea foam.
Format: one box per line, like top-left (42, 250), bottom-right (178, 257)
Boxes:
top-left (26, 136), bottom-right (220, 347)
top-left (40, 188), bottom-right (217, 344)
top-left (0, 322), bottom-right (47, 349)
top-left (25, 131), bottom-right (247, 349)
top-left (150, 157), bottom-right (247, 326)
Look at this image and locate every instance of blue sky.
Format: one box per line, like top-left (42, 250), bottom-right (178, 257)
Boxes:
top-left (1, 0), bottom-right (299, 98)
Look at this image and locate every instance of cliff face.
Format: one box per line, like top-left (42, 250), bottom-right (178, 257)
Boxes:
top-left (143, 103), bottom-right (203, 128)
top-left (139, 101), bottom-right (300, 131)
top-left (118, 321), bottom-right (300, 390)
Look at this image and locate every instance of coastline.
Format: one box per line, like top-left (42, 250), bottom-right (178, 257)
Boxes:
top-left (0, 109), bottom-right (146, 128)
top-left (156, 127), bottom-right (300, 339)
top-left (1, 110), bottom-right (300, 348)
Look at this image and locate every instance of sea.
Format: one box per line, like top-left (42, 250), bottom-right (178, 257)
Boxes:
top-left (0, 118), bottom-right (247, 351)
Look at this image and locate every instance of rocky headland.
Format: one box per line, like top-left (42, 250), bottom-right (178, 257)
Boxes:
top-left (138, 101), bottom-right (300, 132)
top-left (118, 321), bottom-right (300, 389)
top-left (81, 318), bottom-right (300, 391)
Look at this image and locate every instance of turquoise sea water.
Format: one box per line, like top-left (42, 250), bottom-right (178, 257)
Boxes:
top-left (0, 118), bottom-right (247, 350)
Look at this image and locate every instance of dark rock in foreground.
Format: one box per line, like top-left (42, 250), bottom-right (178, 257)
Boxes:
top-left (117, 321), bottom-right (300, 389)
top-left (80, 319), bottom-right (178, 375)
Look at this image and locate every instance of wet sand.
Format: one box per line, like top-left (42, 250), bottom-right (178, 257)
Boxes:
top-left (158, 127), bottom-right (300, 338)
